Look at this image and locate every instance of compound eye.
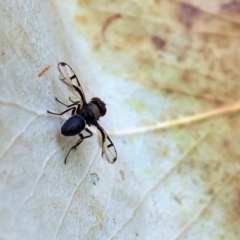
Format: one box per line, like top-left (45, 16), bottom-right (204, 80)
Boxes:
top-left (101, 106), bottom-right (107, 116)
top-left (91, 97), bottom-right (107, 116)
top-left (91, 97), bottom-right (101, 102)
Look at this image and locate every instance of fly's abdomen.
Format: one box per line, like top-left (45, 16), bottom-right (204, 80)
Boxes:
top-left (61, 115), bottom-right (86, 136)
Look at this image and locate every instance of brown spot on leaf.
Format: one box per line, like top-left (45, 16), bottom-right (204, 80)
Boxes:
top-left (165, 88), bottom-right (174, 94)
top-left (151, 36), bottom-right (166, 50)
top-left (75, 15), bottom-right (88, 25)
top-left (102, 13), bottom-right (122, 36)
top-left (119, 169), bottom-right (125, 180)
top-left (113, 45), bottom-right (122, 51)
top-left (223, 139), bottom-right (230, 147)
top-left (93, 41), bottom-right (101, 52)
top-left (178, 3), bottom-right (201, 29)
top-left (221, 1), bottom-right (240, 14)
top-left (160, 146), bottom-right (169, 157)
top-left (207, 188), bottom-right (214, 195)
top-left (215, 100), bottom-right (224, 107)
top-left (38, 65), bottom-right (50, 78)
top-left (181, 70), bottom-right (192, 83)
top-left (173, 195), bottom-right (182, 204)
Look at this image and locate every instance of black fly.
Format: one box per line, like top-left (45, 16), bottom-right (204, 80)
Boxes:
top-left (47, 62), bottom-right (117, 164)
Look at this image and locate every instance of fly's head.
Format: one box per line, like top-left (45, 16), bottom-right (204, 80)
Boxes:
top-left (91, 97), bottom-right (107, 117)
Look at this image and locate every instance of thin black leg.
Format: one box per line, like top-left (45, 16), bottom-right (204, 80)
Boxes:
top-left (69, 97), bottom-right (78, 104)
top-left (71, 107), bottom-right (76, 116)
top-left (55, 97), bottom-right (80, 107)
top-left (75, 104), bottom-right (81, 114)
top-left (47, 106), bottom-right (76, 116)
top-left (71, 104), bottom-right (81, 116)
top-left (64, 128), bottom-right (93, 164)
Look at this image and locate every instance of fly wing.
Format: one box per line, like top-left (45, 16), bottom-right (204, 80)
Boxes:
top-left (95, 122), bottom-right (117, 164)
top-left (58, 62), bottom-right (87, 105)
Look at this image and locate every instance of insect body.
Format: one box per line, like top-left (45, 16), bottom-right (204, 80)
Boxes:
top-left (47, 62), bottom-right (117, 164)
top-left (61, 115), bottom-right (86, 136)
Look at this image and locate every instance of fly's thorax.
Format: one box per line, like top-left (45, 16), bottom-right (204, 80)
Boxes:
top-left (80, 102), bottom-right (101, 123)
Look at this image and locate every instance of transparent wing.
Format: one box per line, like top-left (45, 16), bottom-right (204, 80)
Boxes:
top-left (95, 122), bottom-right (117, 164)
top-left (58, 62), bottom-right (87, 104)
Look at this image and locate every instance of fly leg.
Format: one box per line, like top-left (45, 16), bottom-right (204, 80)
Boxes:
top-left (55, 97), bottom-right (80, 107)
top-left (64, 128), bottom-right (93, 164)
top-left (47, 106), bottom-right (77, 116)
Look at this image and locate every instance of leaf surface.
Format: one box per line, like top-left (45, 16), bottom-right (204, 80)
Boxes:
top-left (0, 0), bottom-right (240, 239)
